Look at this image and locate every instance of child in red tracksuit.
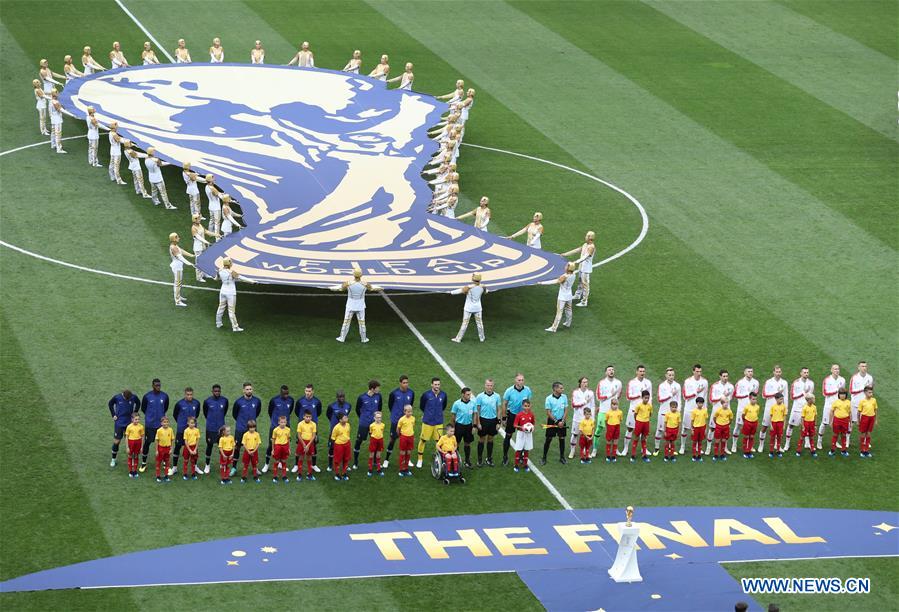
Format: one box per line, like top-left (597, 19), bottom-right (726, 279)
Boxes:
top-left (218, 425), bottom-right (235, 484)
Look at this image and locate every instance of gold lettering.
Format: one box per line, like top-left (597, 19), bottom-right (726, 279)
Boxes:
top-left (413, 529), bottom-right (493, 559)
top-left (713, 519), bottom-right (779, 547)
top-left (763, 517), bottom-right (826, 544)
top-left (349, 531), bottom-right (413, 560)
top-left (483, 527), bottom-right (548, 556)
top-left (554, 524), bottom-right (604, 553)
top-left (636, 520), bottom-right (709, 550)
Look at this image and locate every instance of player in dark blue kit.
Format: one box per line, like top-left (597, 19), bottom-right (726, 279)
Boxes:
top-left (139, 378), bottom-right (169, 472)
top-left (202, 384), bottom-right (229, 474)
top-left (383, 375), bottom-right (415, 469)
top-left (326, 390), bottom-right (352, 471)
top-left (232, 382), bottom-right (262, 476)
top-left (170, 387), bottom-right (202, 476)
top-left (417, 377), bottom-right (448, 468)
top-left (353, 380), bottom-right (382, 469)
top-left (108, 389), bottom-right (140, 467)
top-left (263, 385), bottom-right (294, 474)
top-left (294, 384), bottom-right (323, 473)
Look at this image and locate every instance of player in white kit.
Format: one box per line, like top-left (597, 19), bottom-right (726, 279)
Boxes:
top-left (569, 377), bottom-right (595, 459)
top-left (620, 365), bottom-right (652, 456)
top-left (174, 39), bottom-right (192, 63)
top-left (331, 269), bottom-right (383, 343)
top-left (342, 50), bottom-right (362, 73)
top-left (144, 148), bottom-right (175, 209)
top-left (507, 212), bottom-right (544, 249)
top-left (456, 196), bottom-right (491, 232)
top-left (209, 38), bottom-right (224, 63)
top-left (706, 370), bottom-right (734, 454)
top-left (190, 213), bottom-right (218, 282)
top-left (757, 366), bottom-right (789, 453)
top-left (541, 262), bottom-right (576, 332)
top-left (817, 364), bottom-right (845, 449)
top-left (287, 42), bottom-right (314, 67)
top-left (168, 233), bottom-right (194, 307)
top-left (560, 231), bottom-right (596, 307)
top-left (679, 364), bottom-right (708, 454)
top-left (784, 367), bottom-right (814, 452)
top-left (215, 257), bottom-right (255, 331)
top-left (369, 55), bottom-right (390, 81)
top-left (848, 361), bottom-right (874, 448)
top-left (107, 122), bottom-right (127, 184)
top-left (653, 368), bottom-right (681, 456)
top-left (387, 63), bottom-right (414, 90)
top-left (450, 273), bottom-right (487, 343)
top-left (593, 366), bottom-right (622, 457)
top-left (729, 367), bottom-right (759, 454)
top-left (85, 107), bottom-right (101, 167)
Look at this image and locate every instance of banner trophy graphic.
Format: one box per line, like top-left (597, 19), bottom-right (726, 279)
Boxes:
top-left (58, 64), bottom-right (567, 291)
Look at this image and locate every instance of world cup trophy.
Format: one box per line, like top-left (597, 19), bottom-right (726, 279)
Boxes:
top-left (608, 505), bottom-right (642, 583)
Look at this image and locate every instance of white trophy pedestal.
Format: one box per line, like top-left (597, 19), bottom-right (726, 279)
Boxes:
top-left (608, 523), bottom-right (642, 583)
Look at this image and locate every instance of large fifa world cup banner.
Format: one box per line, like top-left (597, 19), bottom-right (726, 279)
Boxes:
top-left (60, 64), bottom-right (567, 290)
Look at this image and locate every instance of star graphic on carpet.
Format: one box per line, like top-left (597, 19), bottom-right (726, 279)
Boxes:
top-left (261, 546), bottom-right (278, 553)
top-left (664, 553), bottom-right (683, 560)
top-left (872, 522), bottom-right (896, 533)
top-left (226, 560), bottom-right (239, 566)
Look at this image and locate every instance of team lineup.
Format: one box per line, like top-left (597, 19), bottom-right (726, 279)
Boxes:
top-left (110, 361), bottom-right (880, 486)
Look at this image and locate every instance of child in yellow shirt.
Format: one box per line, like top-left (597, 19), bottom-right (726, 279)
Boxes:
top-left (124, 413), bottom-right (145, 479)
top-left (154, 416), bottom-right (174, 482)
top-left (182, 417), bottom-right (201, 480)
top-left (218, 425), bottom-right (235, 485)
top-left (437, 424), bottom-right (461, 479)
top-left (296, 410), bottom-right (318, 481)
top-left (240, 420), bottom-right (262, 483)
top-left (662, 403), bottom-right (681, 462)
top-left (368, 411), bottom-right (386, 477)
top-left (578, 408), bottom-right (595, 463)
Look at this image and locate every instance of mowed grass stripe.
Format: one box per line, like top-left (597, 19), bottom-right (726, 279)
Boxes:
top-left (363, 0), bottom-right (897, 513)
top-left (0, 315), bottom-right (133, 609)
top-left (527, 0), bottom-right (899, 250)
top-left (369, 0), bottom-right (897, 376)
top-left (778, 0), bottom-right (899, 61)
top-left (644, 0), bottom-right (898, 141)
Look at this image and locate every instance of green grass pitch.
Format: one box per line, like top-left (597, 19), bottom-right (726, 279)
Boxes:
top-left (1, 1), bottom-right (896, 610)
